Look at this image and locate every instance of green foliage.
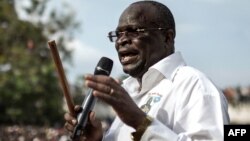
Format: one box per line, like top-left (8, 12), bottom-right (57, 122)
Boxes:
top-left (0, 0), bottom-right (78, 126)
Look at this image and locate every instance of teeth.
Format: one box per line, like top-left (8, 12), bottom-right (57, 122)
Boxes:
top-left (124, 56), bottom-right (129, 61)
top-left (122, 56), bottom-right (129, 62)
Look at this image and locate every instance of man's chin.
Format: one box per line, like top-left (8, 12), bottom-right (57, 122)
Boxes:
top-left (122, 65), bottom-right (143, 78)
top-left (123, 66), bottom-right (136, 76)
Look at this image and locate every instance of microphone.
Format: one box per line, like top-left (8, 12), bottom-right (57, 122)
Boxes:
top-left (71, 57), bottom-right (113, 139)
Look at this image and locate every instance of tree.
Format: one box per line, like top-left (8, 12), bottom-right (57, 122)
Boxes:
top-left (0, 0), bottom-right (79, 126)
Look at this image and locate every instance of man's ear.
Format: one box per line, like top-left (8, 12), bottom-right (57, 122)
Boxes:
top-left (163, 29), bottom-right (175, 54)
top-left (165, 29), bottom-right (175, 44)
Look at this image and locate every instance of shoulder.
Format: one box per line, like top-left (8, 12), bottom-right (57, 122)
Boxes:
top-left (173, 66), bottom-right (222, 96)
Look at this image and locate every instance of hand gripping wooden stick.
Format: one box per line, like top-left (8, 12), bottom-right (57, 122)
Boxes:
top-left (48, 40), bottom-right (75, 116)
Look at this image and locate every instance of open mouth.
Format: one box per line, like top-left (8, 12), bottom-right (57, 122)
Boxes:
top-left (119, 50), bottom-right (139, 65)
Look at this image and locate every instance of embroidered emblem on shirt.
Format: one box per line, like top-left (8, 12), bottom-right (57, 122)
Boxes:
top-left (140, 97), bottom-right (153, 113)
top-left (140, 92), bottom-right (162, 113)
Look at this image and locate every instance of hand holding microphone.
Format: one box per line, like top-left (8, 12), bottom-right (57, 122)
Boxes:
top-left (64, 56), bottom-right (146, 141)
top-left (71, 57), bottom-right (113, 140)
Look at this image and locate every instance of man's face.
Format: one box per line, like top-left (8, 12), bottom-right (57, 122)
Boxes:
top-left (114, 4), bottom-right (168, 78)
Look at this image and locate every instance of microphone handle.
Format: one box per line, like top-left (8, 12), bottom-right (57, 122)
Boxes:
top-left (72, 89), bottom-right (96, 139)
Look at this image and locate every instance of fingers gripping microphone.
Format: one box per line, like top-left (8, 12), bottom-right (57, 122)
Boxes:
top-left (72, 57), bottom-right (113, 139)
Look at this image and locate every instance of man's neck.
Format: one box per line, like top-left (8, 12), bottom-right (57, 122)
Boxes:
top-left (136, 77), bottom-right (142, 92)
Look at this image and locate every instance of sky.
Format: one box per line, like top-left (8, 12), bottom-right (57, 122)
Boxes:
top-left (16, 0), bottom-right (250, 89)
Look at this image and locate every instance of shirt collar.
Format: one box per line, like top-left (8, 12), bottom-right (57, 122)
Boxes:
top-left (122, 52), bottom-right (186, 95)
top-left (150, 51), bottom-right (186, 80)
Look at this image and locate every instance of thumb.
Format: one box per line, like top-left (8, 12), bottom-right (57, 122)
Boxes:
top-left (89, 111), bottom-right (101, 127)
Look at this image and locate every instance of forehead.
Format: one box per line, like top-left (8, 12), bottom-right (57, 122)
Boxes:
top-left (117, 4), bottom-right (156, 30)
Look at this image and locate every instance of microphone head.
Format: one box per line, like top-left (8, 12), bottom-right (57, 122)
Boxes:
top-left (94, 57), bottom-right (113, 75)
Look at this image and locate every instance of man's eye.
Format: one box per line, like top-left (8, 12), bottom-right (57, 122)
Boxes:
top-left (115, 28), bottom-right (141, 38)
top-left (117, 31), bottom-right (124, 37)
top-left (127, 28), bottom-right (138, 33)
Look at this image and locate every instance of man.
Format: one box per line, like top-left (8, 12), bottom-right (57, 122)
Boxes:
top-left (64, 1), bottom-right (230, 141)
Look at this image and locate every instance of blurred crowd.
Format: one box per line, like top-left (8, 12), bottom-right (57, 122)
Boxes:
top-left (0, 118), bottom-right (113, 141)
top-left (0, 125), bottom-right (70, 141)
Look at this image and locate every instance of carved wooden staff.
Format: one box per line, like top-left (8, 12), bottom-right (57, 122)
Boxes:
top-left (48, 40), bottom-right (75, 116)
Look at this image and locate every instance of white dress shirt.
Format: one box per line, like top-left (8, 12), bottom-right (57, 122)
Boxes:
top-left (103, 52), bottom-right (230, 141)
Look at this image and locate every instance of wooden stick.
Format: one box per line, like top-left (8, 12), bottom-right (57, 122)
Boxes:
top-left (48, 40), bottom-right (75, 116)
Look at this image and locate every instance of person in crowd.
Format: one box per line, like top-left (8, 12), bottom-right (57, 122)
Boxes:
top-left (64, 1), bottom-right (230, 141)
